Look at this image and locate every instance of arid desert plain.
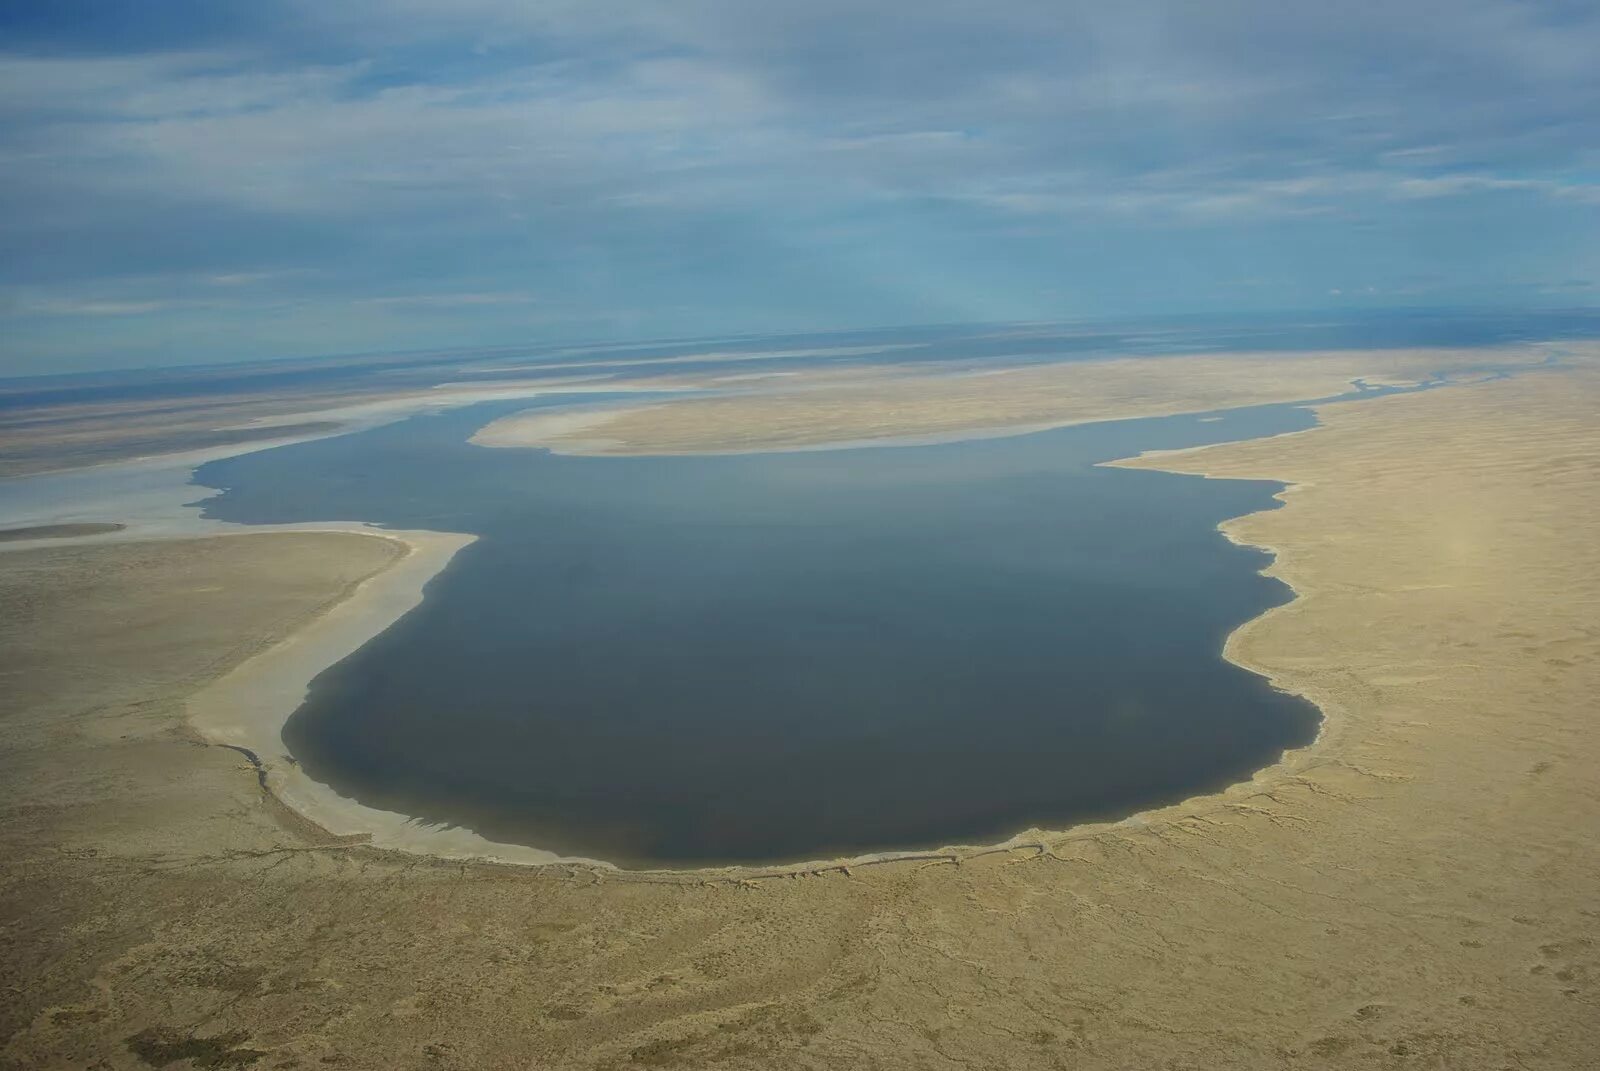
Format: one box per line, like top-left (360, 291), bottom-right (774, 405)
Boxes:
top-left (2, 342), bottom-right (1598, 1070)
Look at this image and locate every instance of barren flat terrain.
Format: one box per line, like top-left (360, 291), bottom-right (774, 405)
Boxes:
top-left (473, 345), bottom-right (1560, 455)
top-left (0, 397), bottom-right (347, 478)
top-left (2, 356), bottom-right (1597, 1069)
top-left (0, 359), bottom-right (626, 478)
top-left (0, 523), bottom-right (124, 542)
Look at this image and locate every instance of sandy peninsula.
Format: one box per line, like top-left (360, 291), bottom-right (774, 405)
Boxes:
top-left (2, 351), bottom-right (1598, 1068)
top-left (471, 344), bottom-right (1566, 456)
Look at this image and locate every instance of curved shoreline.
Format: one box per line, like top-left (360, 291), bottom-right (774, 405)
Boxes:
top-left (183, 525), bottom-right (628, 869)
top-left (178, 440), bottom-right (1339, 881)
top-left (11, 354), bottom-right (1597, 1069)
top-left (30, 354), bottom-right (1560, 879)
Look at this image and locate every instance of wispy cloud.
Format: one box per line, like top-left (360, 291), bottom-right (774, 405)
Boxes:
top-left (968, 170), bottom-right (1600, 221)
top-left (360, 291), bottom-right (540, 309)
top-left (2, 1), bottom-right (1598, 372)
top-left (0, 287), bottom-right (235, 318)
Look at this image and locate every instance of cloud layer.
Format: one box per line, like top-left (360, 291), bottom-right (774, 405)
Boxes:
top-left (3, 1), bottom-right (1598, 372)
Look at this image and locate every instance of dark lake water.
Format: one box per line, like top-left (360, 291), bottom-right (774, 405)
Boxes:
top-left (194, 396), bottom-right (1326, 867)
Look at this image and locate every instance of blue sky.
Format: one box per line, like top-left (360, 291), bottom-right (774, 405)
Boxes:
top-left (2, 1), bottom-right (1598, 374)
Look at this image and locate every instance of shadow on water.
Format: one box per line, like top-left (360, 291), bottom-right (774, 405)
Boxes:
top-left (191, 382), bottom-right (1406, 867)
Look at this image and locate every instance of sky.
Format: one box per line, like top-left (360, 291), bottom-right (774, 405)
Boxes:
top-left (2, 1), bottom-right (1598, 375)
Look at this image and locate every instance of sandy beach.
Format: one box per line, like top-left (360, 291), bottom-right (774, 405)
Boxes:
top-left (2, 352), bottom-right (1597, 1068)
top-left (178, 527), bottom-right (614, 868)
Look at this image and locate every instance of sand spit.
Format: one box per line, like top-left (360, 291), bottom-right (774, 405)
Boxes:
top-left (0, 375), bottom-right (674, 480)
top-left (469, 405), bottom-right (634, 454)
top-left (471, 344), bottom-right (1571, 457)
top-left (0, 382), bottom-right (679, 546)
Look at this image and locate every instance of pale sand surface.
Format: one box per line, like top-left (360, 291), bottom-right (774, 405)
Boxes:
top-left (2, 358), bottom-right (1598, 1068)
top-left (473, 344), bottom-right (1569, 455)
top-left (0, 376), bottom-right (664, 479)
top-left (181, 528), bottom-right (602, 868)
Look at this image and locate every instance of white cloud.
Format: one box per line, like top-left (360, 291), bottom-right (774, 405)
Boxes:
top-left (2, 0), bottom-right (1598, 370)
top-left (360, 291), bottom-right (540, 308)
top-left (5, 2), bottom-right (1599, 231)
top-left (4, 294), bottom-right (226, 317)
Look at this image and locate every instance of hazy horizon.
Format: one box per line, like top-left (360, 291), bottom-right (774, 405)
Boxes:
top-left (3, 305), bottom-right (1600, 383)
